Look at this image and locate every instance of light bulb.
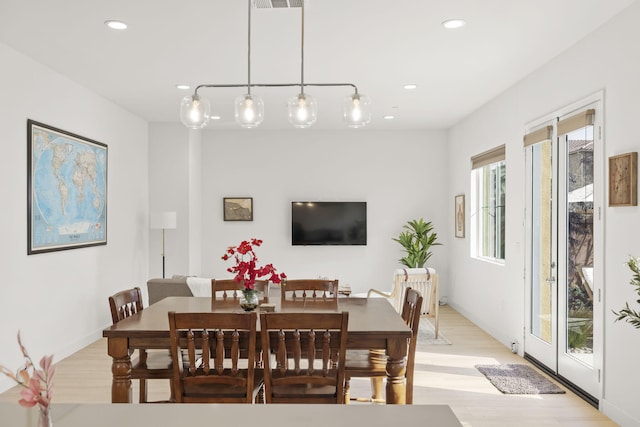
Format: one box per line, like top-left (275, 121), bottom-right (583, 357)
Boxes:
top-left (296, 97), bottom-right (309, 122)
top-left (189, 100), bottom-right (202, 122)
top-left (243, 98), bottom-right (255, 122)
top-left (350, 98), bottom-right (362, 122)
top-left (234, 94), bottom-right (264, 128)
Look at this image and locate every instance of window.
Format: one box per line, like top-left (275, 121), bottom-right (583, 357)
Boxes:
top-left (471, 145), bottom-right (506, 262)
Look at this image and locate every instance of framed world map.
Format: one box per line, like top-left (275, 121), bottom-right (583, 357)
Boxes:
top-left (27, 120), bottom-right (108, 254)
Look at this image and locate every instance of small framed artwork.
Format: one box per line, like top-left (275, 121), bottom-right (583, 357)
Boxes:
top-left (455, 194), bottom-right (465, 238)
top-left (608, 152), bottom-right (637, 207)
top-left (223, 197), bottom-right (253, 221)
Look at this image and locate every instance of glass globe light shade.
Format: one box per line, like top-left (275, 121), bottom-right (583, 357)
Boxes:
top-left (287, 93), bottom-right (318, 128)
top-left (234, 93), bottom-right (264, 128)
top-left (180, 94), bottom-right (210, 129)
top-left (343, 93), bottom-right (371, 128)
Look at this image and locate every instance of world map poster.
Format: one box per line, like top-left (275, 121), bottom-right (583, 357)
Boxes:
top-left (27, 120), bottom-right (107, 254)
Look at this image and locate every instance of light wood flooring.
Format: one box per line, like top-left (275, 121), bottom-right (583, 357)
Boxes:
top-left (0, 305), bottom-right (617, 426)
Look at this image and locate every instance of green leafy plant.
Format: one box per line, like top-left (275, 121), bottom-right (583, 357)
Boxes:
top-left (568, 318), bottom-right (592, 350)
top-left (393, 218), bottom-right (441, 268)
top-left (612, 256), bottom-right (640, 329)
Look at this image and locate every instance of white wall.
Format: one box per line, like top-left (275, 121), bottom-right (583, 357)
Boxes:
top-left (0, 43), bottom-right (149, 392)
top-left (446, 4), bottom-right (640, 425)
top-left (148, 127), bottom-right (450, 296)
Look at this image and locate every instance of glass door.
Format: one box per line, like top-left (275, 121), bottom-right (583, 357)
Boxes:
top-left (525, 136), bottom-right (557, 369)
top-left (525, 101), bottom-right (602, 402)
top-left (556, 112), bottom-right (599, 399)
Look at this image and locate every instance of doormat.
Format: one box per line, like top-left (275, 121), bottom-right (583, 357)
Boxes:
top-left (475, 364), bottom-right (565, 394)
top-left (416, 318), bottom-right (451, 345)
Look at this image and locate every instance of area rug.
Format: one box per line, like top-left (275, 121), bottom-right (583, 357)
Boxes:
top-left (417, 318), bottom-right (451, 345)
top-left (475, 364), bottom-right (565, 394)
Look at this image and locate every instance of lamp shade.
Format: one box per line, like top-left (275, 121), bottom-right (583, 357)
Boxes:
top-left (287, 93), bottom-right (318, 128)
top-left (180, 94), bottom-right (210, 129)
top-left (343, 93), bottom-right (371, 128)
top-left (234, 93), bottom-right (265, 128)
top-left (150, 212), bottom-right (177, 230)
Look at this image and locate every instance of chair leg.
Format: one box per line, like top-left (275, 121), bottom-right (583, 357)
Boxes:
top-left (344, 376), bottom-right (351, 404)
top-left (139, 379), bottom-right (148, 403)
top-left (169, 378), bottom-right (175, 402)
top-left (370, 377), bottom-right (383, 401)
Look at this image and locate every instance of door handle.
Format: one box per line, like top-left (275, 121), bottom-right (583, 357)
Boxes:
top-left (545, 276), bottom-right (556, 284)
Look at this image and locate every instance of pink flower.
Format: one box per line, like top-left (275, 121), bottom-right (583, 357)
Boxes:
top-left (1, 332), bottom-right (55, 410)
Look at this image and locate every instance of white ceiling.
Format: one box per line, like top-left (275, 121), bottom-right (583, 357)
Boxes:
top-left (0, 0), bottom-right (636, 130)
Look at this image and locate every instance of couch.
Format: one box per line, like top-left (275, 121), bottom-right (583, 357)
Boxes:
top-left (147, 277), bottom-right (193, 305)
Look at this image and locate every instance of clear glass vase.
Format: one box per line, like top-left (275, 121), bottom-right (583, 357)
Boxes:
top-left (240, 289), bottom-right (259, 311)
top-left (38, 405), bottom-right (53, 427)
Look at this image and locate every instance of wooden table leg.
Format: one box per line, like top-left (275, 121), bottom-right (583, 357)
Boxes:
top-left (107, 337), bottom-right (132, 403)
top-left (385, 337), bottom-right (407, 404)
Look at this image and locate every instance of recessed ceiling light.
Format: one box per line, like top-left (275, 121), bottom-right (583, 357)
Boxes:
top-left (403, 84), bottom-right (418, 90)
top-left (442, 19), bottom-right (466, 29)
top-left (176, 84), bottom-right (190, 90)
top-left (209, 115), bottom-right (221, 120)
top-left (383, 115), bottom-right (395, 120)
top-left (105, 20), bottom-right (128, 30)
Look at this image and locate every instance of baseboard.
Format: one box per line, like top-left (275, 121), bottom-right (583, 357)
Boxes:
top-left (600, 397), bottom-right (640, 426)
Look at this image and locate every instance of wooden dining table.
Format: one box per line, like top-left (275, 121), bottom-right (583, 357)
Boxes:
top-left (102, 294), bottom-right (412, 404)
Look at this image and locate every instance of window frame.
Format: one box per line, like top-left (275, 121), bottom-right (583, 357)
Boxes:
top-left (472, 159), bottom-right (506, 263)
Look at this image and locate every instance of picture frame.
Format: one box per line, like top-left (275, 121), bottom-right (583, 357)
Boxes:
top-left (27, 119), bottom-right (108, 254)
top-left (455, 194), bottom-right (465, 238)
top-left (608, 152), bottom-right (637, 207)
top-left (223, 197), bottom-right (253, 221)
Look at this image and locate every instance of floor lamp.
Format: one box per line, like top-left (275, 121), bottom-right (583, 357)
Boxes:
top-left (150, 211), bottom-right (177, 278)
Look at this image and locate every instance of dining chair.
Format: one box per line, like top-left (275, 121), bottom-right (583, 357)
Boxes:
top-left (108, 287), bottom-right (174, 403)
top-left (280, 279), bottom-right (339, 308)
top-left (211, 279), bottom-right (270, 304)
top-left (367, 268), bottom-right (439, 338)
top-left (344, 287), bottom-right (423, 404)
top-left (259, 311), bottom-right (349, 404)
top-left (168, 311), bottom-right (263, 403)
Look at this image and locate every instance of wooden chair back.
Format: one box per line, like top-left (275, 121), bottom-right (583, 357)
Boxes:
top-left (109, 287), bottom-right (173, 403)
top-left (109, 287), bottom-right (143, 324)
top-left (400, 287), bottom-right (423, 404)
top-left (259, 311), bottom-right (349, 404)
top-left (168, 311), bottom-right (260, 403)
top-left (280, 279), bottom-right (339, 308)
top-left (211, 279), bottom-right (270, 305)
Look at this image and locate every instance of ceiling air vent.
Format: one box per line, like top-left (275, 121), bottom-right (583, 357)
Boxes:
top-left (252, 0), bottom-right (303, 8)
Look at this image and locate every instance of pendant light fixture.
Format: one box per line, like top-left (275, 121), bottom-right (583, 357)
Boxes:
top-left (179, 0), bottom-right (370, 130)
top-left (234, 0), bottom-right (264, 128)
top-left (286, 1), bottom-right (317, 128)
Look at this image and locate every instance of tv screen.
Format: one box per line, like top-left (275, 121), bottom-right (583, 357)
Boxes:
top-left (291, 201), bottom-right (367, 246)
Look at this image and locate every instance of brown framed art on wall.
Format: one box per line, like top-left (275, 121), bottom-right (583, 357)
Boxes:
top-left (223, 197), bottom-right (253, 221)
top-left (608, 152), bottom-right (637, 206)
top-left (455, 194), bottom-right (465, 238)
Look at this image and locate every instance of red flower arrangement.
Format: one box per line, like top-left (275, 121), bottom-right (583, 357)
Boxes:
top-left (222, 238), bottom-right (286, 291)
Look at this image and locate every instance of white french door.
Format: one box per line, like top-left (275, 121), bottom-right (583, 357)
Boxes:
top-left (524, 97), bottom-right (603, 402)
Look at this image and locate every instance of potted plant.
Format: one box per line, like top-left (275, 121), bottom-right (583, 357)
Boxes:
top-left (393, 218), bottom-right (441, 268)
top-left (613, 255), bottom-right (640, 329)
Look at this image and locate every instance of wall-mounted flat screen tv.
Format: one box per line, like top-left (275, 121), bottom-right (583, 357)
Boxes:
top-left (291, 201), bottom-right (367, 246)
